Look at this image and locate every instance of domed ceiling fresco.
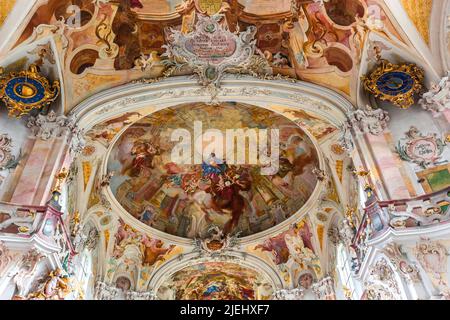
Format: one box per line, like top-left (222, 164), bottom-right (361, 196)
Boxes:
top-left (157, 262), bottom-right (274, 300)
top-left (107, 102), bottom-right (320, 239)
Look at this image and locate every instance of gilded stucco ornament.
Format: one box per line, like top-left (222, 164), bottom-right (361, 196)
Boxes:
top-left (0, 208), bottom-right (36, 235)
top-left (53, 167), bottom-right (69, 193)
top-left (195, 0), bottom-right (223, 16)
top-left (362, 60), bottom-right (424, 109)
top-left (23, 268), bottom-right (73, 300)
top-left (0, 64), bottom-right (60, 118)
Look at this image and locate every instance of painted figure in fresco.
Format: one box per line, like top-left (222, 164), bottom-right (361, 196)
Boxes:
top-left (286, 135), bottom-right (316, 176)
top-left (140, 205), bottom-right (157, 226)
top-left (166, 262), bottom-right (267, 300)
top-left (128, 140), bottom-right (160, 177)
top-left (141, 236), bottom-right (175, 266)
top-left (210, 166), bottom-right (252, 234)
top-left (104, 112), bottom-right (142, 126)
top-left (285, 232), bottom-right (321, 275)
top-left (255, 222), bottom-right (315, 266)
top-left (123, 0), bottom-right (144, 9)
top-left (255, 233), bottom-right (291, 265)
top-left (115, 222), bottom-right (136, 245)
top-left (176, 204), bottom-right (193, 237)
top-left (271, 135), bottom-right (316, 198)
top-left (298, 272), bottom-right (314, 290)
top-left (271, 201), bottom-right (287, 225)
top-left (202, 153), bottom-right (227, 178)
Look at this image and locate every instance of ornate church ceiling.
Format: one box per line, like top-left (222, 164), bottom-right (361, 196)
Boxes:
top-left (158, 261), bottom-right (274, 300)
top-left (1, 0), bottom-right (441, 112)
top-left (107, 102), bottom-right (320, 239)
top-left (0, 0), bottom-right (450, 303)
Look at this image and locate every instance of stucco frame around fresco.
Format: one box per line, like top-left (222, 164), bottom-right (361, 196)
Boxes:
top-left (69, 74), bottom-right (353, 247)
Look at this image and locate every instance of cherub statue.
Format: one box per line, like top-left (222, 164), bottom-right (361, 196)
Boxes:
top-left (53, 168), bottom-right (69, 193)
top-left (27, 269), bottom-right (72, 300)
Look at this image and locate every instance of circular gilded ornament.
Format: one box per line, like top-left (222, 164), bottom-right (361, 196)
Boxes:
top-left (195, 0), bottom-right (223, 16)
top-left (0, 64), bottom-right (60, 118)
top-left (330, 143), bottom-right (345, 155)
top-left (362, 60), bottom-right (424, 109)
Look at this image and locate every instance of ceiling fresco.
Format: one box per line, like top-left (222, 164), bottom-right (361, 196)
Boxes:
top-left (1, 0), bottom-right (449, 303)
top-left (107, 102), bottom-right (320, 239)
top-left (157, 262), bottom-right (274, 300)
top-left (0, 0), bottom-right (421, 111)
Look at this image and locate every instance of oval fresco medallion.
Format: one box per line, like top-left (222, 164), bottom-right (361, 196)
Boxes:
top-left (107, 102), bottom-right (319, 239)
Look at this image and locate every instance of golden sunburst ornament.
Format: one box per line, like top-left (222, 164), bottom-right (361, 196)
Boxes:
top-left (195, 0), bottom-right (223, 16)
top-left (0, 64), bottom-right (60, 118)
top-left (362, 60), bottom-right (424, 109)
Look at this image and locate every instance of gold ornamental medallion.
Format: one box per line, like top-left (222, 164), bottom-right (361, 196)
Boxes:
top-left (195, 0), bottom-right (222, 16)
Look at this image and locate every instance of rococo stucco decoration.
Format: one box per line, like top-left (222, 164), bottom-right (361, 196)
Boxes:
top-left (396, 126), bottom-right (447, 169)
top-left (0, 0), bottom-right (450, 303)
top-left (0, 134), bottom-right (16, 171)
top-left (163, 15), bottom-right (257, 86)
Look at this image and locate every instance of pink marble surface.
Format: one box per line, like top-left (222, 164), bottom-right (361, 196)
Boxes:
top-left (10, 139), bottom-right (55, 205)
top-left (443, 109), bottom-right (450, 125)
top-left (35, 139), bottom-right (68, 206)
top-left (366, 134), bottom-right (411, 200)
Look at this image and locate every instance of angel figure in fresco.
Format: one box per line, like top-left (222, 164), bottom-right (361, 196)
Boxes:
top-left (285, 233), bottom-right (321, 277)
top-left (272, 134), bottom-right (316, 197)
top-left (113, 222), bottom-right (140, 258)
top-left (286, 135), bottom-right (315, 176)
top-left (210, 166), bottom-right (252, 234)
top-left (115, 222), bottom-right (134, 245)
top-left (127, 140), bottom-right (160, 177)
top-left (255, 233), bottom-right (291, 265)
top-left (202, 153), bottom-right (227, 178)
top-left (141, 236), bottom-right (175, 266)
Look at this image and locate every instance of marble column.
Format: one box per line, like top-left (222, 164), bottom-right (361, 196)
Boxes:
top-left (364, 133), bottom-right (411, 200)
top-left (9, 136), bottom-right (68, 206)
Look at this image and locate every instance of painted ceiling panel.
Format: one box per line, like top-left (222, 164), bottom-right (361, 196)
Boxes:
top-left (0, 0), bottom-right (16, 27)
top-left (400, 0), bottom-right (433, 44)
